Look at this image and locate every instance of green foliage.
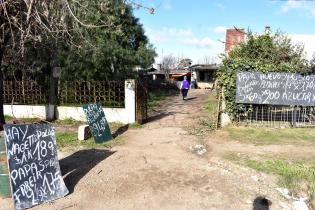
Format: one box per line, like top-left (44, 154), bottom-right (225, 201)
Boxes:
top-left (2, 0), bottom-right (156, 81)
top-left (60, 0), bottom-right (156, 81)
top-left (217, 30), bottom-right (310, 119)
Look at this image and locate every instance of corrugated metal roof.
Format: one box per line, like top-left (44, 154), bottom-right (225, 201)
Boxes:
top-left (190, 64), bottom-right (218, 70)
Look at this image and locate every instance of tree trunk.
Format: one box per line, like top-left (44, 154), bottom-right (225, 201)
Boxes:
top-left (0, 48), bottom-right (5, 130)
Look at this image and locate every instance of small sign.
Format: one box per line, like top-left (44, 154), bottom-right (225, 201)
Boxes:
top-left (4, 124), bottom-right (68, 210)
top-left (83, 103), bottom-right (112, 143)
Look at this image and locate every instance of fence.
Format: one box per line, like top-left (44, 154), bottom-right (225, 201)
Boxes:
top-left (3, 80), bottom-right (125, 108)
top-left (3, 79), bottom-right (139, 124)
top-left (3, 80), bottom-right (48, 105)
top-left (235, 104), bottom-right (315, 128)
top-left (58, 81), bottom-right (125, 108)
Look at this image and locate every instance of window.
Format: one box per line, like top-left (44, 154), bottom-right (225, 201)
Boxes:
top-left (199, 72), bottom-right (205, 81)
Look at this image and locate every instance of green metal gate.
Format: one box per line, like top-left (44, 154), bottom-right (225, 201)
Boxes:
top-left (0, 136), bottom-right (11, 197)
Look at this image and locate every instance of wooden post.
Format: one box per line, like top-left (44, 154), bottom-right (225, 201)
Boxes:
top-left (47, 71), bottom-right (56, 121)
top-left (47, 66), bottom-right (61, 121)
top-left (0, 72), bottom-right (4, 130)
top-left (0, 51), bottom-right (5, 130)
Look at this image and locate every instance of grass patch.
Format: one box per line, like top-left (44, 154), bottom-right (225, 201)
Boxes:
top-left (225, 152), bottom-right (315, 197)
top-left (55, 131), bottom-right (125, 149)
top-left (0, 175), bottom-right (11, 197)
top-left (225, 126), bottom-right (315, 145)
top-left (4, 116), bottom-right (41, 124)
top-left (109, 122), bottom-right (125, 131)
top-left (189, 93), bottom-right (218, 136)
top-left (4, 115), bottom-right (13, 121)
top-left (55, 122), bottom-right (126, 149)
top-left (205, 97), bottom-right (218, 118)
top-left (54, 118), bottom-right (83, 126)
top-left (148, 92), bottom-right (168, 109)
top-left (129, 123), bottom-right (142, 129)
top-left (189, 117), bottom-right (216, 136)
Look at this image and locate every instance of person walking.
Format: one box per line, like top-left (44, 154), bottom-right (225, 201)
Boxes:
top-left (180, 76), bottom-right (190, 100)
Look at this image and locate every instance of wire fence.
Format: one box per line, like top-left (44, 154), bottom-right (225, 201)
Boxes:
top-left (235, 104), bottom-right (315, 128)
top-left (58, 81), bottom-right (125, 108)
top-left (3, 80), bottom-right (49, 105)
top-left (3, 80), bottom-right (125, 108)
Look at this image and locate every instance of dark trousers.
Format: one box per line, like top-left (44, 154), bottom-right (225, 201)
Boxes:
top-left (181, 89), bottom-right (188, 98)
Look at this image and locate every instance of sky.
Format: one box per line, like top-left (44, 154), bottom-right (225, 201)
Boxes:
top-left (133, 0), bottom-right (315, 65)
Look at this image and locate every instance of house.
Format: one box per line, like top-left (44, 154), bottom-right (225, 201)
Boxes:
top-left (148, 68), bottom-right (191, 87)
top-left (190, 64), bottom-right (218, 89)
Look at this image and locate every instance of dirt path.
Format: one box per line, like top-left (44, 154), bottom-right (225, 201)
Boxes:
top-left (1, 90), bottom-right (294, 210)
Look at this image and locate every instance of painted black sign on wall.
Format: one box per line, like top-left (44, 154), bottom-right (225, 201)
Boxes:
top-left (4, 124), bottom-right (68, 210)
top-left (236, 71), bottom-right (315, 106)
top-left (83, 103), bottom-right (112, 143)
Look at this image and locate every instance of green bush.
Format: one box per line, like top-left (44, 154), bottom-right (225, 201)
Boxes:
top-left (217, 30), bottom-right (310, 120)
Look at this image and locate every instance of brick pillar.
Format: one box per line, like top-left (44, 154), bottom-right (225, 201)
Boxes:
top-left (225, 29), bottom-right (245, 55)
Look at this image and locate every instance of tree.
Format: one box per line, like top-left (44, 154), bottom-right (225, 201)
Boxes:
top-left (60, 1), bottom-right (156, 81)
top-left (0, 0), bottom-right (139, 129)
top-left (0, 0), bottom-right (71, 129)
top-left (200, 56), bottom-right (216, 64)
top-left (178, 58), bottom-right (192, 68)
top-left (217, 30), bottom-right (309, 119)
top-left (160, 54), bottom-right (177, 80)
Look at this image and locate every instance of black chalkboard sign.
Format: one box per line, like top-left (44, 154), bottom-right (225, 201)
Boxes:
top-left (83, 103), bottom-right (112, 143)
top-left (4, 124), bottom-right (68, 210)
top-left (236, 71), bottom-right (315, 106)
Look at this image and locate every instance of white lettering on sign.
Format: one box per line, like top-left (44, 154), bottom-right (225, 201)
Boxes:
top-left (83, 103), bottom-right (112, 142)
top-left (4, 124), bottom-right (68, 209)
top-left (236, 72), bottom-right (315, 106)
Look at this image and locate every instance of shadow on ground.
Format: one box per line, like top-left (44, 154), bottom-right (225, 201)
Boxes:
top-left (184, 97), bottom-right (197, 101)
top-left (146, 112), bottom-right (174, 123)
top-left (253, 196), bottom-right (272, 210)
top-left (60, 149), bottom-right (115, 193)
top-left (112, 125), bottom-right (129, 138)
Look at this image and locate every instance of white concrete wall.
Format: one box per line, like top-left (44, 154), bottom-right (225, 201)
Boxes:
top-left (4, 80), bottom-right (136, 124)
top-left (4, 105), bottom-right (47, 119)
top-left (197, 82), bottom-right (214, 89)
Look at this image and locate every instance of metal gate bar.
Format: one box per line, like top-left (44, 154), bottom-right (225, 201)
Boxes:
top-left (236, 104), bottom-right (315, 128)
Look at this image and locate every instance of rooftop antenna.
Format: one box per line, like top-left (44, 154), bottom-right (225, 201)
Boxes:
top-left (265, 26), bottom-right (271, 34)
top-left (233, 26), bottom-right (246, 35)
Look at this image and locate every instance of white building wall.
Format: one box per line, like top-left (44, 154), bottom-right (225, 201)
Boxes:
top-left (3, 80), bottom-right (136, 124)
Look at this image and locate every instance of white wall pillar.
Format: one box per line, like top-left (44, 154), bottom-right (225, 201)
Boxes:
top-left (124, 79), bottom-right (136, 124)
